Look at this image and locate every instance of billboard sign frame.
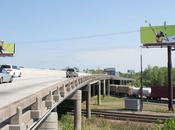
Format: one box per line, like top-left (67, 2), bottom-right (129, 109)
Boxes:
top-left (140, 24), bottom-right (175, 47)
top-left (0, 42), bottom-right (15, 57)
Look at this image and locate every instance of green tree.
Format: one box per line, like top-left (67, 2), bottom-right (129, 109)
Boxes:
top-left (120, 66), bottom-right (171, 87)
top-left (157, 67), bottom-right (167, 86)
top-left (143, 65), bottom-right (152, 87)
top-left (151, 66), bottom-right (159, 86)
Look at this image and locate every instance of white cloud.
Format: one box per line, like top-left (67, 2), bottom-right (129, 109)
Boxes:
top-left (1, 46), bottom-right (173, 72)
top-left (75, 47), bottom-right (172, 72)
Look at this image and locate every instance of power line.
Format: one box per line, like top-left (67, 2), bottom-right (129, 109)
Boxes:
top-left (15, 30), bottom-right (139, 44)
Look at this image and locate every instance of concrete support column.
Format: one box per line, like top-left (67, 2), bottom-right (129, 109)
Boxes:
top-left (123, 80), bottom-right (126, 85)
top-left (119, 80), bottom-right (121, 85)
top-left (66, 82), bottom-right (72, 92)
top-left (92, 84), bottom-right (96, 96)
top-left (60, 84), bottom-right (66, 97)
top-left (31, 97), bottom-right (42, 120)
top-left (86, 84), bottom-right (91, 119)
top-left (37, 112), bottom-right (58, 130)
top-left (45, 91), bottom-right (53, 109)
top-left (103, 80), bottom-right (106, 98)
top-left (112, 79), bottom-right (114, 84)
top-left (11, 107), bottom-right (22, 124)
top-left (107, 80), bottom-right (110, 96)
top-left (53, 87), bottom-right (61, 102)
top-left (9, 107), bottom-right (25, 130)
top-left (71, 80), bottom-right (76, 89)
top-left (74, 90), bottom-right (82, 130)
top-left (69, 90), bottom-right (82, 130)
top-left (97, 81), bottom-right (101, 105)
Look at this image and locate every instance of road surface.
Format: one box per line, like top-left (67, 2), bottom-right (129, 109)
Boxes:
top-left (0, 68), bottom-right (87, 108)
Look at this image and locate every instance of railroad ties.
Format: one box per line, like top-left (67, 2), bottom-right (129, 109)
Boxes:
top-left (67, 109), bottom-right (173, 123)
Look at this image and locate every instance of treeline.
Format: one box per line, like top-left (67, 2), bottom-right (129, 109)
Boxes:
top-left (120, 66), bottom-right (175, 87)
top-left (83, 68), bottom-right (105, 74)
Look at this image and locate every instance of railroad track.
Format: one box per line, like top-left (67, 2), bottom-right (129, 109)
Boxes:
top-left (64, 109), bottom-right (174, 123)
top-left (143, 98), bottom-right (175, 104)
top-left (87, 110), bottom-right (173, 123)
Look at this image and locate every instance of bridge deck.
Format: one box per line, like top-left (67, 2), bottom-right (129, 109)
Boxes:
top-left (0, 69), bottom-right (67, 108)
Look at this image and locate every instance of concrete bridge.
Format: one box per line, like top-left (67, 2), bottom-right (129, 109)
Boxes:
top-left (0, 69), bottom-right (132, 130)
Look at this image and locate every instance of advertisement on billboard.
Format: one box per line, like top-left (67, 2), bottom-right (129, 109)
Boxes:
top-left (0, 42), bottom-right (15, 56)
top-left (140, 25), bottom-right (175, 45)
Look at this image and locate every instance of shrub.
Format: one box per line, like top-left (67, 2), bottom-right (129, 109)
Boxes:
top-left (60, 114), bottom-right (74, 130)
top-left (156, 118), bottom-right (175, 130)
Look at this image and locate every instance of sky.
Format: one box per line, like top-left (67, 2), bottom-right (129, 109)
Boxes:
top-left (0, 0), bottom-right (175, 72)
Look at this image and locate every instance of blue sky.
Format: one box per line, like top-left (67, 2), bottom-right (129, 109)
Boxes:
top-left (0, 0), bottom-right (175, 72)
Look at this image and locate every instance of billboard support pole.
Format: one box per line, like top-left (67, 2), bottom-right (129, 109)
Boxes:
top-left (140, 49), bottom-right (143, 111)
top-left (167, 46), bottom-right (173, 111)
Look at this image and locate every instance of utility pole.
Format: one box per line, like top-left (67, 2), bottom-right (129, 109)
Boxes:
top-left (168, 46), bottom-right (173, 111)
top-left (140, 53), bottom-right (143, 111)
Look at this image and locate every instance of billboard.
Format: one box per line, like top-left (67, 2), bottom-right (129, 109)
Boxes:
top-left (140, 25), bottom-right (175, 44)
top-left (0, 42), bottom-right (15, 56)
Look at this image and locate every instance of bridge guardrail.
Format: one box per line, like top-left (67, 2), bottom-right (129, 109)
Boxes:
top-left (0, 75), bottom-right (111, 130)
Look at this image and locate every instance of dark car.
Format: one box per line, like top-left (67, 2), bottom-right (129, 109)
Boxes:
top-left (66, 68), bottom-right (78, 78)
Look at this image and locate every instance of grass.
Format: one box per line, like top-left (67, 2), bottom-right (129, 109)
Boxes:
top-left (59, 96), bottom-right (175, 130)
top-left (143, 102), bottom-right (170, 113)
top-left (59, 114), bottom-right (155, 130)
top-left (59, 114), bottom-right (74, 130)
top-left (82, 96), bottom-right (174, 113)
top-left (82, 96), bottom-right (124, 110)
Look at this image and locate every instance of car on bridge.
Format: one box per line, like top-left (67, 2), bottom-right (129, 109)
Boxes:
top-left (66, 68), bottom-right (78, 78)
top-left (0, 69), bottom-right (13, 83)
top-left (0, 65), bottom-right (22, 77)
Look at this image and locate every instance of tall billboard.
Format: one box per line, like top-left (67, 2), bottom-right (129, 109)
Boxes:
top-left (0, 42), bottom-right (15, 56)
top-left (140, 25), bottom-right (175, 44)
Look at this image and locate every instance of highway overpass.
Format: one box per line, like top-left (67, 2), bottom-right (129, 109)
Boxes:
top-left (0, 68), bottom-right (132, 130)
